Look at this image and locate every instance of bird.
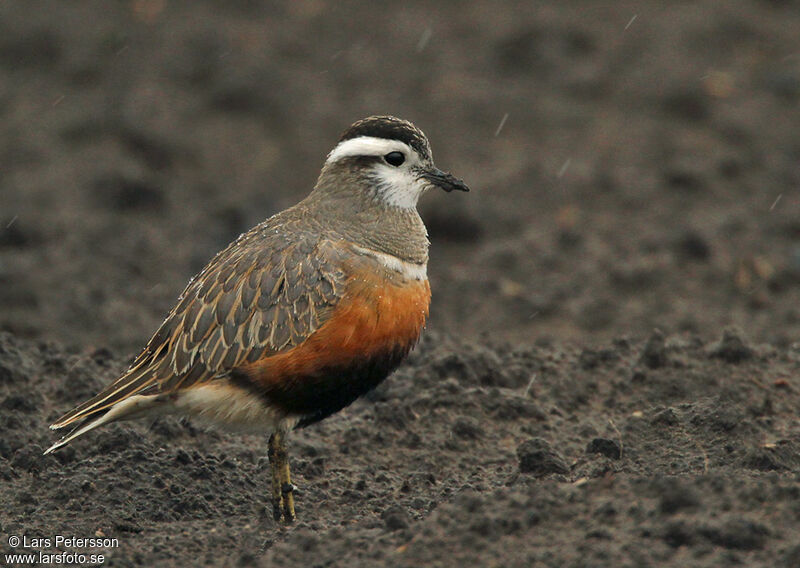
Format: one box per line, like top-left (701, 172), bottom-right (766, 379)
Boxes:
top-left (45, 115), bottom-right (469, 523)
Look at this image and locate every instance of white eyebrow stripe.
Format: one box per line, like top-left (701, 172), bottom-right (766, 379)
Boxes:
top-left (326, 136), bottom-right (412, 164)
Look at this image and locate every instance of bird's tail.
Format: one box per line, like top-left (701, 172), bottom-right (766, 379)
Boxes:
top-left (45, 361), bottom-right (164, 455)
top-left (44, 394), bottom-right (161, 454)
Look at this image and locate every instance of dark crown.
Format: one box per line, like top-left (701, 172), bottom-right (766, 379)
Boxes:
top-left (339, 116), bottom-right (432, 161)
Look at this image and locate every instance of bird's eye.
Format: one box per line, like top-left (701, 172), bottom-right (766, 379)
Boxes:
top-left (384, 151), bottom-right (405, 167)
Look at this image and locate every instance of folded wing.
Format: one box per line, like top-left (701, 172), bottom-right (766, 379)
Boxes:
top-left (50, 225), bottom-right (347, 431)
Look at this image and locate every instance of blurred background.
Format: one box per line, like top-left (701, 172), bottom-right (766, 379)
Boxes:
top-left (1, 0), bottom-right (800, 355)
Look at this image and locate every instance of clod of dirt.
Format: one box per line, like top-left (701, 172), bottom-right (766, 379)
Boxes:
top-left (516, 438), bottom-right (569, 476)
top-left (578, 347), bottom-right (620, 370)
top-left (709, 327), bottom-right (754, 363)
top-left (640, 329), bottom-right (668, 369)
top-left (698, 519), bottom-right (770, 551)
top-left (10, 446), bottom-right (44, 473)
top-left (451, 416), bottom-right (482, 439)
top-left (585, 438), bottom-right (621, 460)
top-left (688, 398), bottom-right (744, 433)
top-left (652, 477), bottom-right (700, 514)
top-left (1, 393), bottom-right (39, 412)
top-left (650, 407), bottom-right (680, 426)
top-left (382, 504), bottom-right (411, 531)
top-left (0, 360), bottom-right (21, 384)
top-left (741, 441), bottom-right (800, 472)
top-left (663, 518), bottom-right (768, 551)
top-left (429, 346), bottom-right (513, 387)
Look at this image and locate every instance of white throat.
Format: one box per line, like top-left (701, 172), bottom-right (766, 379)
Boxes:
top-left (371, 163), bottom-right (427, 208)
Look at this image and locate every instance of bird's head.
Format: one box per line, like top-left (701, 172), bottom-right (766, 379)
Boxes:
top-left (314, 116), bottom-right (469, 209)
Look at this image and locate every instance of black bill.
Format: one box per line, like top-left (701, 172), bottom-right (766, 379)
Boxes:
top-left (420, 168), bottom-right (470, 192)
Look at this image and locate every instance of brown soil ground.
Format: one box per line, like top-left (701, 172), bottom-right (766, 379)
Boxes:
top-left (2, 1), bottom-right (800, 566)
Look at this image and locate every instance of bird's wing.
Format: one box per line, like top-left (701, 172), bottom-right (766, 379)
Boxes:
top-left (51, 227), bottom-right (348, 429)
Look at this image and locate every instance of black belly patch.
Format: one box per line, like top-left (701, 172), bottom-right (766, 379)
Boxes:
top-left (229, 345), bottom-right (411, 428)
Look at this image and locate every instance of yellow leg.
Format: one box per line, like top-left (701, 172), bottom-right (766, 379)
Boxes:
top-left (268, 431), bottom-right (296, 523)
top-left (267, 433), bottom-right (283, 522)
